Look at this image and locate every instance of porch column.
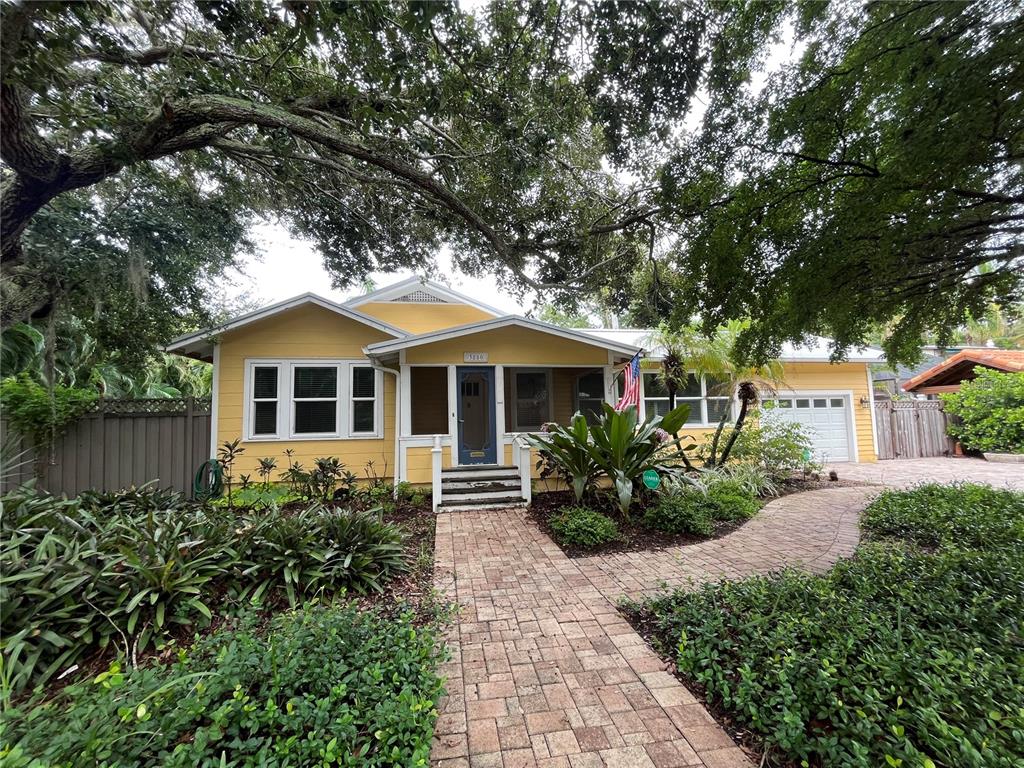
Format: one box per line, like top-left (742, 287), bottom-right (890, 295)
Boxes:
top-left (603, 365), bottom-right (616, 406)
top-left (447, 365), bottom-right (458, 465)
top-left (431, 434), bottom-right (443, 512)
top-left (494, 363), bottom-right (505, 464)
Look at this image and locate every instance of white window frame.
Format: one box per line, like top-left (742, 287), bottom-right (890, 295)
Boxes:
top-left (290, 363), bottom-right (342, 439)
top-left (640, 371), bottom-right (734, 426)
top-left (508, 367), bottom-right (553, 432)
top-left (249, 363), bottom-right (282, 439)
top-left (242, 359), bottom-right (383, 441)
top-left (349, 365), bottom-right (378, 436)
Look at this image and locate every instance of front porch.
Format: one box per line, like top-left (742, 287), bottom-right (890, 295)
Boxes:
top-left (399, 364), bottom-right (619, 509)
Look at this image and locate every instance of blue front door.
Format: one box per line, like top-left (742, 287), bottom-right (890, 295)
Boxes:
top-left (457, 366), bottom-right (496, 464)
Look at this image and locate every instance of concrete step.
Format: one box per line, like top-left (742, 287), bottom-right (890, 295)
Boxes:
top-left (441, 488), bottom-right (526, 503)
top-left (438, 495), bottom-right (528, 507)
top-left (442, 480), bottom-right (521, 495)
top-left (438, 498), bottom-right (528, 512)
top-left (442, 465), bottom-right (519, 481)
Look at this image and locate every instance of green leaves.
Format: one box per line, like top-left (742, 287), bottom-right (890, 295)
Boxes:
top-left (0, 487), bottom-right (409, 695)
top-left (2, 604), bottom-right (446, 767)
top-left (642, 484), bottom-right (1024, 767)
top-left (548, 506), bottom-right (619, 549)
top-left (941, 369), bottom-right (1024, 454)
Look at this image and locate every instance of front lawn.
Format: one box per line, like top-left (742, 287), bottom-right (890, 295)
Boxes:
top-left (631, 483), bottom-right (1024, 768)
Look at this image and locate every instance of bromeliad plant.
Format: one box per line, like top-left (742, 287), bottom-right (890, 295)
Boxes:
top-left (528, 402), bottom-right (695, 515)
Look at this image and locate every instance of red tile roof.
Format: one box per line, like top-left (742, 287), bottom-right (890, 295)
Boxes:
top-left (902, 348), bottom-right (1024, 392)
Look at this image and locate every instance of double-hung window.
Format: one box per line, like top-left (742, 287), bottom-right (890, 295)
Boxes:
top-left (641, 372), bottom-right (733, 425)
top-left (244, 360), bottom-right (379, 440)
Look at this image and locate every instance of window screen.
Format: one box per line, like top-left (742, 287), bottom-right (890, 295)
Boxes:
top-left (514, 370), bottom-right (549, 430)
top-left (293, 366), bottom-right (337, 434)
top-left (252, 366), bottom-right (279, 435)
top-left (351, 366), bottom-right (376, 434)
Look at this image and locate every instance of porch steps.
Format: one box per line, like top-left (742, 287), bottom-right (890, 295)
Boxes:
top-left (438, 465), bottom-right (526, 510)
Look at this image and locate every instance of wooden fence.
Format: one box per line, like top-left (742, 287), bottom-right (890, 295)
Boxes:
top-left (1, 398), bottom-right (211, 498)
top-left (874, 400), bottom-right (955, 460)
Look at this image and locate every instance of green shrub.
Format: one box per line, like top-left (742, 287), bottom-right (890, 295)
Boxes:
top-left (705, 481), bottom-right (760, 521)
top-left (1, 603), bottom-right (446, 767)
top-left (863, 482), bottom-right (1024, 551)
top-left (941, 367), bottom-right (1024, 453)
top-left (549, 506), bottom-right (619, 548)
top-left (730, 417), bottom-right (820, 479)
top-left (642, 484), bottom-right (1024, 768)
top-left (643, 492), bottom-right (714, 536)
top-left (211, 483), bottom-right (303, 510)
top-left (0, 488), bottom-right (408, 695)
top-left (718, 462), bottom-right (778, 497)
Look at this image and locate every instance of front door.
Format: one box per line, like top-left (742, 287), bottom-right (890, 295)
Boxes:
top-left (457, 366), bottom-right (496, 464)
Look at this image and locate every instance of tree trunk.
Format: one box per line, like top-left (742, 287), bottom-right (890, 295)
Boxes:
top-left (717, 398), bottom-right (751, 467)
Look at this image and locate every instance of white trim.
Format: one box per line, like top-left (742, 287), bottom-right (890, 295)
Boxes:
top-left (508, 367), bottom-right (554, 432)
top-left (760, 388), bottom-right (859, 463)
top-left (343, 276), bottom-right (504, 316)
top-left (209, 342), bottom-right (220, 459)
top-left (447, 365), bottom-right (458, 465)
top-left (364, 316), bottom-right (641, 357)
top-left (241, 358), bottom-right (384, 442)
top-left (166, 293), bottom-right (407, 358)
top-left (866, 365), bottom-right (879, 458)
top-left (495, 364), bottom-right (507, 462)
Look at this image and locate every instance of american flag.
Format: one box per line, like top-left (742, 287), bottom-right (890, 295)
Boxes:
top-left (614, 352), bottom-right (642, 412)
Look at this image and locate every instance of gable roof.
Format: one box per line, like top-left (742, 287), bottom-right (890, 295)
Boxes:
top-left (166, 293), bottom-right (407, 360)
top-left (364, 316), bottom-right (641, 357)
top-left (579, 329), bottom-right (885, 363)
top-left (343, 276), bottom-right (503, 316)
top-left (902, 348), bottom-right (1024, 392)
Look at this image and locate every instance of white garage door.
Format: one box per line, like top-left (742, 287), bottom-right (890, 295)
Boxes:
top-left (761, 395), bottom-right (853, 462)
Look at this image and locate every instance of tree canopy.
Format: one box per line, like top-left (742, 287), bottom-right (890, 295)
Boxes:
top-left (634, 0), bottom-right (1024, 364)
top-left (1, 1), bottom-right (1021, 368)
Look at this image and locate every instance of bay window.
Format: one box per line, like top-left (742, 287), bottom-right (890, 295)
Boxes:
top-left (244, 360), bottom-right (380, 440)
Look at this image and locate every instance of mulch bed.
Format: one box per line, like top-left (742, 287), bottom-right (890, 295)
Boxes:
top-left (530, 473), bottom-right (864, 558)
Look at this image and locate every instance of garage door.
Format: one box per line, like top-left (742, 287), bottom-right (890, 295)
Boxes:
top-left (761, 395), bottom-right (852, 462)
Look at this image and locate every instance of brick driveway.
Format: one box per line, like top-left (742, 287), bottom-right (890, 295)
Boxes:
top-left (430, 457), bottom-right (1021, 766)
top-left (828, 456), bottom-right (1024, 490)
top-left (433, 509), bottom-right (753, 767)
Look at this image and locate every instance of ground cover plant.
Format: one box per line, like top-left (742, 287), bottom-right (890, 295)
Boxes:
top-left (0, 481), bottom-right (421, 697)
top-left (548, 506), bottom-right (619, 549)
top-left (635, 483), bottom-right (1024, 767)
top-left (0, 602), bottom-right (446, 767)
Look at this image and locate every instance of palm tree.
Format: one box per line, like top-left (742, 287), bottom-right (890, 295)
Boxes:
top-left (651, 321), bottom-right (785, 468)
top-left (646, 324), bottom-right (688, 409)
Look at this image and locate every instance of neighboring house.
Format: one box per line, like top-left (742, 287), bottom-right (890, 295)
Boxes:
top-left (902, 348), bottom-right (1024, 396)
top-left (168, 277), bottom-right (882, 506)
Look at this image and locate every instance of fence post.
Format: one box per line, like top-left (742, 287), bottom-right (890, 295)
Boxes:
top-left (431, 434), bottom-right (443, 513)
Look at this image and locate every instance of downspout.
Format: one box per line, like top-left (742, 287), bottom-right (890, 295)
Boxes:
top-left (370, 359), bottom-right (402, 497)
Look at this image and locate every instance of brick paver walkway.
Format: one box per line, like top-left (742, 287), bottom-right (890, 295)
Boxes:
top-left (432, 508), bottom-right (754, 768)
top-left (828, 457), bottom-right (1024, 490)
top-left (575, 487), bottom-right (874, 603)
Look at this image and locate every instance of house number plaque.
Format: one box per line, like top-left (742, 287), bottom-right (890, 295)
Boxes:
top-left (463, 352), bottom-right (488, 362)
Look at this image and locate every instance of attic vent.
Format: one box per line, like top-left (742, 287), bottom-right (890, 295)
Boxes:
top-left (391, 290), bottom-right (448, 303)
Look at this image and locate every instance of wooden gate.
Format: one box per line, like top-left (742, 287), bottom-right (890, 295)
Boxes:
top-left (874, 400), bottom-right (955, 460)
top-left (1, 398), bottom-right (211, 497)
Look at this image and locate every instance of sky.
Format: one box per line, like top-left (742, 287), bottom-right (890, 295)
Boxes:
top-left (228, 223), bottom-right (530, 315)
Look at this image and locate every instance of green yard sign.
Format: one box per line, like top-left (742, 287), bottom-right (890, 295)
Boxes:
top-left (642, 469), bottom-right (660, 490)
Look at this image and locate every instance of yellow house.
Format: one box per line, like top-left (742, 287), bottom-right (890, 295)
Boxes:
top-left (168, 277), bottom-right (882, 509)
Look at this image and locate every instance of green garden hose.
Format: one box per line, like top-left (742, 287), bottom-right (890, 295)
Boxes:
top-left (193, 459), bottom-right (223, 501)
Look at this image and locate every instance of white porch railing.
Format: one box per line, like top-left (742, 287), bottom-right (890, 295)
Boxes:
top-left (513, 434), bottom-right (532, 506)
top-left (431, 434), bottom-right (443, 512)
